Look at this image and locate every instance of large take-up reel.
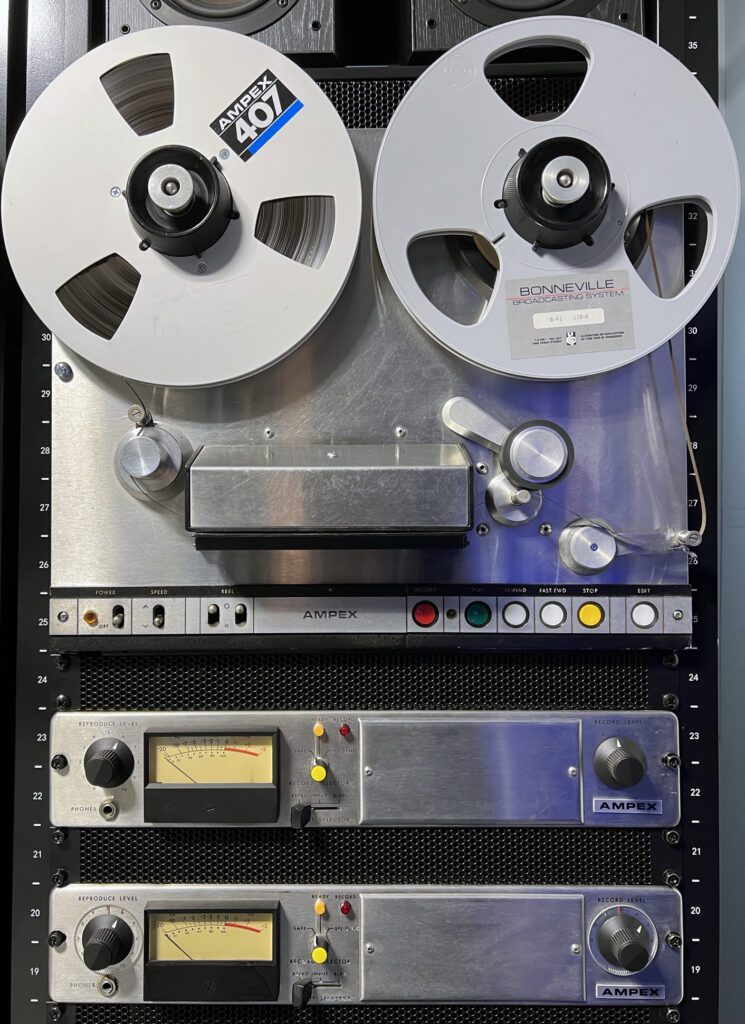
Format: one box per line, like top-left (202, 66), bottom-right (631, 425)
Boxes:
top-left (374, 16), bottom-right (740, 379)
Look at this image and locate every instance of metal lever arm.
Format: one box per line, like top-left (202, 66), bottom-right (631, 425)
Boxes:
top-left (441, 397), bottom-right (511, 454)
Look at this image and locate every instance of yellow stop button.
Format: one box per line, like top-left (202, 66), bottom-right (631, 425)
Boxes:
top-left (578, 602), bottom-right (604, 629)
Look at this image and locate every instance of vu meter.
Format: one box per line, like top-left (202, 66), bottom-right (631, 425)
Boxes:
top-left (144, 909), bottom-right (280, 1003)
top-left (148, 735), bottom-right (274, 784)
top-left (144, 731), bottom-right (279, 824)
top-left (148, 912), bottom-right (274, 962)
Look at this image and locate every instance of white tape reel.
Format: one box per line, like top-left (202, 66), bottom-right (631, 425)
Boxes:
top-left (2, 27), bottom-right (362, 387)
top-left (374, 17), bottom-right (740, 379)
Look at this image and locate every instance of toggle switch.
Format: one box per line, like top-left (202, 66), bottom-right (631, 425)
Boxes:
top-left (311, 935), bottom-right (329, 965)
top-left (310, 758), bottom-right (328, 783)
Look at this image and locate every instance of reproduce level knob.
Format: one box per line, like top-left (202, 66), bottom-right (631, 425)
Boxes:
top-left (597, 913), bottom-right (653, 973)
top-left (81, 914), bottom-right (134, 971)
top-left (593, 736), bottom-right (647, 790)
top-left (84, 738), bottom-right (135, 788)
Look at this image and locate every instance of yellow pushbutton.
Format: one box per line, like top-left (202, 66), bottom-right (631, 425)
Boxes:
top-left (578, 602), bottom-right (604, 629)
top-left (310, 760), bottom-right (328, 783)
top-left (311, 937), bottom-right (329, 964)
top-left (313, 722), bottom-right (325, 738)
top-left (314, 900), bottom-right (327, 917)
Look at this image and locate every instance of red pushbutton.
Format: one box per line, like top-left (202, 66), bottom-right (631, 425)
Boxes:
top-left (412, 601), bottom-right (439, 628)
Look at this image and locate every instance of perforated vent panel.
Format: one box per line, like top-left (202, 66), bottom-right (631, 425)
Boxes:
top-left (317, 74), bottom-right (586, 127)
top-left (76, 1006), bottom-right (653, 1023)
top-left (79, 827), bottom-right (651, 885)
top-left (79, 651), bottom-right (649, 711)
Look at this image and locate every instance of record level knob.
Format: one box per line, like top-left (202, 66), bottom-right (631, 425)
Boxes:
top-left (84, 738), bottom-right (135, 788)
top-left (81, 915), bottom-right (134, 971)
top-left (593, 736), bottom-right (647, 790)
top-left (597, 913), bottom-right (653, 973)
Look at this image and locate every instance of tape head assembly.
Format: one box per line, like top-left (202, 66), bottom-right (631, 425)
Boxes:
top-left (374, 16), bottom-right (740, 379)
top-left (1, 26), bottom-right (362, 387)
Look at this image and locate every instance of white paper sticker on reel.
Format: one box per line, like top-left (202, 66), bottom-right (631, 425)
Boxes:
top-left (373, 17), bottom-right (740, 379)
top-left (2, 27), bottom-right (361, 387)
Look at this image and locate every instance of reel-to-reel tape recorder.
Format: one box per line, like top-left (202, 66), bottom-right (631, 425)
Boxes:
top-left (2, 15), bottom-right (738, 647)
top-left (4, 3), bottom-right (737, 1020)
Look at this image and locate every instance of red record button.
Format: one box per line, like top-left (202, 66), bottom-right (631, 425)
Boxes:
top-left (412, 601), bottom-right (439, 628)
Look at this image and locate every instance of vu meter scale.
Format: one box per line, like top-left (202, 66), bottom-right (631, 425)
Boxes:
top-left (148, 912), bottom-right (275, 962)
top-left (149, 736), bottom-right (274, 784)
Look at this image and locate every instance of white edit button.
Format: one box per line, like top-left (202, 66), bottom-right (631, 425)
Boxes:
top-left (539, 602), bottom-right (567, 629)
top-left (502, 601), bottom-right (530, 629)
top-left (631, 602), bottom-right (659, 630)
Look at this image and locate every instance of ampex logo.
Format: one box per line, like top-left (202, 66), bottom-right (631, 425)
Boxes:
top-left (593, 798), bottom-right (663, 814)
top-left (210, 70), bottom-right (303, 162)
top-left (303, 609), bottom-right (359, 620)
top-left (596, 984), bottom-right (665, 1000)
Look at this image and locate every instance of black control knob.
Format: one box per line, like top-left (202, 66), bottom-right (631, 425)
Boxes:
top-left (598, 913), bottom-right (653, 973)
top-left (81, 915), bottom-right (134, 971)
top-left (84, 738), bottom-right (135, 788)
top-left (593, 736), bottom-right (647, 790)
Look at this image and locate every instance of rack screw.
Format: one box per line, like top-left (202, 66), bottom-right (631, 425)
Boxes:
top-left (662, 693), bottom-right (679, 711)
top-left (48, 1005), bottom-right (64, 1023)
top-left (662, 752), bottom-right (681, 769)
top-left (55, 693), bottom-right (72, 709)
top-left (666, 931), bottom-right (683, 950)
top-left (660, 1009), bottom-right (681, 1023)
top-left (51, 754), bottom-right (68, 771)
top-left (663, 829), bottom-right (681, 846)
top-left (48, 931), bottom-right (66, 948)
top-left (51, 828), bottom-right (66, 846)
top-left (663, 869), bottom-right (681, 889)
top-left (51, 868), bottom-right (69, 888)
top-left (54, 363), bottom-right (73, 382)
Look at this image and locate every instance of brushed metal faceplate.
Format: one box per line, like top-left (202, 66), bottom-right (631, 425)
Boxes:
top-left (49, 885), bottom-right (683, 1005)
top-left (50, 711), bottom-right (680, 829)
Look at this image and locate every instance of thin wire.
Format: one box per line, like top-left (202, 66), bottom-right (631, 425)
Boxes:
top-left (645, 213), bottom-right (707, 539)
top-left (124, 378), bottom-right (153, 425)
